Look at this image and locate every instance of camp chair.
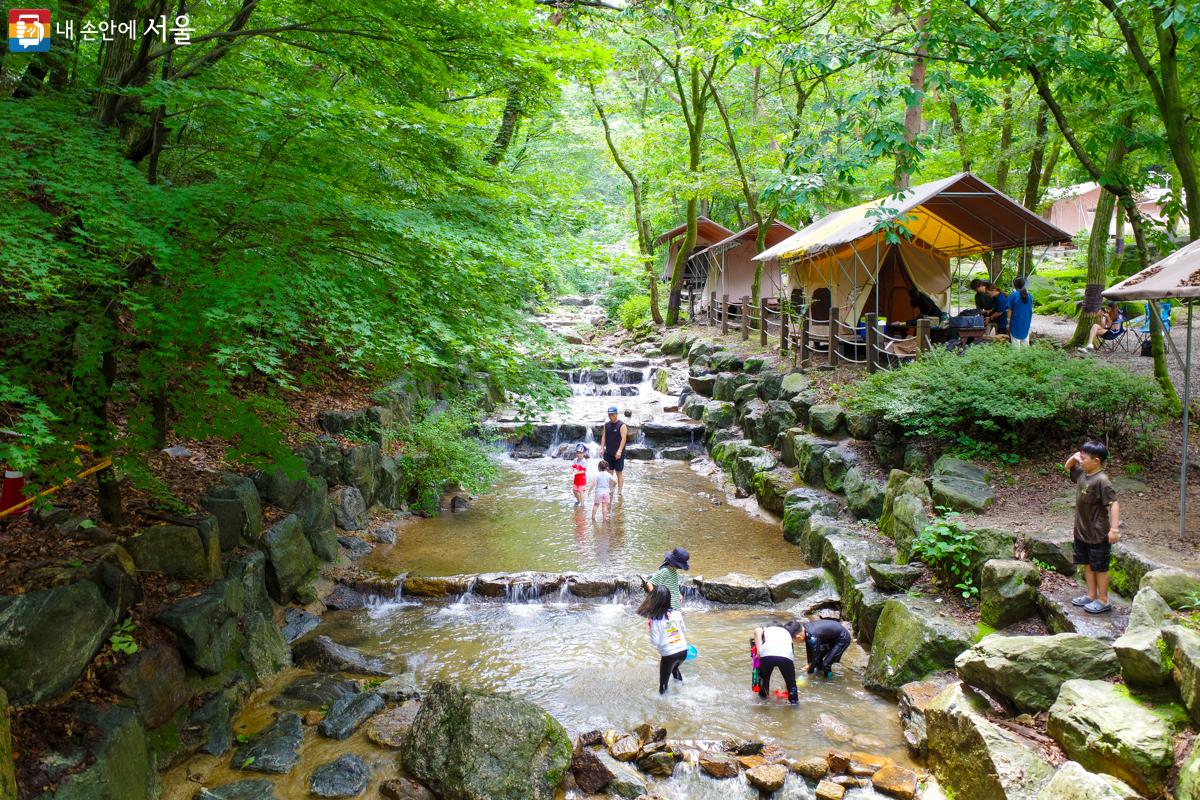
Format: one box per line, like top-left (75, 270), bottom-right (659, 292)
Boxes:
top-left (1131, 301), bottom-right (1174, 353)
top-left (1095, 312), bottom-right (1131, 353)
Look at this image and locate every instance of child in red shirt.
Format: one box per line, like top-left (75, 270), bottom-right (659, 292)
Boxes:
top-left (570, 444), bottom-right (588, 506)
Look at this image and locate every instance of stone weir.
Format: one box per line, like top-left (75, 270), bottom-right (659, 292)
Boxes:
top-left (487, 417), bottom-right (707, 461)
top-left (352, 568), bottom-right (845, 610)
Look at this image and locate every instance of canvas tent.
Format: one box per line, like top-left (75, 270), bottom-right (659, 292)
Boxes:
top-left (692, 221), bottom-right (796, 307)
top-left (654, 216), bottom-right (734, 287)
top-left (1044, 179), bottom-right (1178, 238)
top-left (753, 172), bottom-right (1071, 326)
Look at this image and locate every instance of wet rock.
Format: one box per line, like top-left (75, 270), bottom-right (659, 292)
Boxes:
top-left (340, 443), bottom-right (380, 506)
top-left (821, 443), bottom-right (858, 493)
top-left (930, 456), bottom-right (993, 513)
top-left (954, 633), bottom-right (1119, 713)
top-left (571, 744), bottom-right (614, 792)
top-left (843, 580), bottom-right (888, 643)
top-left (925, 683), bottom-right (1053, 799)
top-left (331, 486), bottom-right (368, 531)
top-left (733, 447), bottom-right (778, 494)
top-left (791, 755), bottom-right (827, 780)
top-left (660, 446), bottom-right (693, 461)
top-left (450, 495), bottom-right (470, 512)
top-left (367, 702), bottom-right (420, 748)
top-left (126, 524), bottom-right (220, 580)
top-left (318, 691), bottom-right (385, 740)
top-left (781, 489), bottom-right (841, 543)
top-left (111, 643), bottom-right (190, 728)
top-left (259, 514), bottom-right (317, 603)
top-left (808, 404), bottom-right (845, 436)
top-left (1141, 567), bottom-right (1200, 609)
top-left (640, 419), bottom-right (704, 447)
top-left (683, 393), bottom-right (710, 420)
top-left (403, 574), bottom-right (475, 597)
top-left (699, 573), bottom-right (772, 604)
top-left (637, 749), bottom-right (675, 777)
top-left (271, 674), bottom-right (359, 711)
top-left (788, 584), bottom-right (841, 617)
top-left (282, 608), bottom-right (321, 643)
top-left (746, 763), bottom-right (788, 793)
top-left (201, 473), bottom-right (264, 550)
top-left (1164, 625), bottom-right (1200, 724)
top-left (379, 778), bottom-right (436, 800)
top-left (1048, 679), bottom-right (1173, 796)
top-left (1035, 581), bottom-right (1128, 642)
top-left (1022, 529), bottom-right (1075, 574)
top-left (0, 581), bottom-right (114, 705)
top-left (1108, 539), bottom-right (1197, 597)
top-left (979, 559), bottom-right (1040, 628)
top-left (566, 574), bottom-right (618, 598)
top-left (1035, 760), bottom-right (1141, 800)
top-left (867, 563), bottom-right (924, 592)
top-left (871, 764), bottom-right (918, 799)
top-left (814, 780), bottom-right (846, 800)
top-left (309, 754), bottom-right (369, 798)
top-left (621, 444), bottom-right (653, 460)
top-left (698, 752), bottom-right (739, 778)
top-left (864, 597), bottom-right (977, 695)
top-left (231, 713), bottom-right (304, 774)
top-left (688, 374), bottom-right (716, 397)
top-left (375, 673), bottom-right (420, 703)
top-left (753, 468), bottom-right (798, 514)
top-left (843, 467), bottom-right (885, 520)
top-left (292, 635), bottom-right (390, 676)
top-left (1127, 586), bottom-right (1171, 631)
top-left (196, 779), bottom-right (278, 800)
top-left (338, 536), bottom-right (373, 559)
top-left (597, 751), bottom-right (646, 799)
top-left (897, 677), bottom-right (955, 759)
top-left (818, 530), bottom-right (895, 597)
top-left (610, 734), bottom-right (641, 761)
top-left (401, 681), bottom-right (572, 800)
top-left (1113, 627), bottom-right (1170, 687)
top-left (767, 569), bottom-right (827, 603)
top-left (185, 687), bottom-right (240, 757)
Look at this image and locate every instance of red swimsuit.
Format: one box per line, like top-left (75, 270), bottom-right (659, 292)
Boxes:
top-left (571, 462), bottom-right (587, 487)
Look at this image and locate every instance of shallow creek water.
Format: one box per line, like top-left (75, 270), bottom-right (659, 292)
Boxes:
top-left (165, 456), bottom-right (912, 799)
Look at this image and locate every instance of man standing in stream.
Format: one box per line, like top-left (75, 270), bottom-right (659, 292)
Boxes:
top-left (600, 406), bottom-right (628, 500)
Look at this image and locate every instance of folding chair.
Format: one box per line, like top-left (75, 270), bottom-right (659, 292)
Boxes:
top-left (1095, 313), bottom-right (1131, 353)
top-left (1132, 302), bottom-right (1174, 354)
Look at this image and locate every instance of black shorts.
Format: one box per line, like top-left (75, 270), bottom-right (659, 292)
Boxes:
top-left (604, 454), bottom-right (625, 472)
top-left (1073, 539), bottom-right (1111, 572)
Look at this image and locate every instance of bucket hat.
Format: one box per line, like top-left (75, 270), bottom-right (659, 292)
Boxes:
top-left (662, 547), bottom-right (690, 570)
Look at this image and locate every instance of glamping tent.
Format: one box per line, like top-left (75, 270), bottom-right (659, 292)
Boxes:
top-left (655, 217), bottom-right (734, 289)
top-left (693, 221), bottom-right (796, 309)
top-left (1044, 179), bottom-right (1178, 238)
top-left (753, 173), bottom-right (1071, 327)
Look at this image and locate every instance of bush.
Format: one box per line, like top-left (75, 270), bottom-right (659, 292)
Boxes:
top-left (912, 510), bottom-right (979, 600)
top-left (390, 395), bottom-right (500, 516)
top-left (616, 294), bottom-right (653, 331)
top-left (848, 342), bottom-right (1164, 454)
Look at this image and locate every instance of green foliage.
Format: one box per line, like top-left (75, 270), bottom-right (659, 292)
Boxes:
top-left (1157, 637), bottom-right (1175, 674)
top-left (912, 510), bottom-right (980, 601)
top-left (848, 343), bottom-right (1165, 455)
top-left (615, 294), bottom-right (659, 332)
top-left (391, 395), bottom-right (500, 517)
top-left (109, 617), bottom-right (139, 655)
top-left (1031, 558), bottom-right (1055, 572)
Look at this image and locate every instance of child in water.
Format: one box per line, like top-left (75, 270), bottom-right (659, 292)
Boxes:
top-left (570, 444), bottom-right (588, 507)
top-left (637, 585), bottom-right (687, 694)
top-left (590, 460), bottom-right (614, 521)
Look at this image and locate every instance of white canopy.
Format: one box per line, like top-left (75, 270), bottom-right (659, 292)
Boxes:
top-left (1104, 238), bottom-right (1200, 300)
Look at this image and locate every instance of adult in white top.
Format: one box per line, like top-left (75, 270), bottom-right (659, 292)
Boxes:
top-left (753, 621), bottom-right (804, 705)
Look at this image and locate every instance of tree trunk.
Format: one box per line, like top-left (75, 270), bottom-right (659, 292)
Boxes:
top-left (666, 62), bottom-right (707, 326)
top-left (895, 13), bottom-right (930, 190)
top-left (947, 98), bottom-right (970, 171)
top-left (485, 85), bottom-right (522, 166)
top-left (1019, 104), bottom-right (1049, 273)
top-left (989, 89), bottom-right (1015, 278)
top-left (1069, 126), bottom-right (1128, 348)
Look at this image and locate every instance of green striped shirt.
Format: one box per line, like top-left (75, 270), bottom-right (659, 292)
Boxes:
top-left (650, 566), bottom-right (682, 610)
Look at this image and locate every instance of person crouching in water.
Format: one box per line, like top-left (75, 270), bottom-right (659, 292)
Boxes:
top-left (637, 585), bottom-right (687, 694)
top-left (803, 619), bottom-right (852, 679)
top-left (753, 620), bottom-right (803, 705)
top-left (590, 460), bottom-right (613, 521)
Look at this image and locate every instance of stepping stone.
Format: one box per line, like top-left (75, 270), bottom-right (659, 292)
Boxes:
top-left (1036, 581), bottom-right (1130, 642)
top-left (309, 754), bottom-right (369, 798)
top-left (318, 692), bottom-right (385, 740)
top-left (270, 674), bottom-right (359, 711)
top-left (230, 713), bottom-right (304, 774)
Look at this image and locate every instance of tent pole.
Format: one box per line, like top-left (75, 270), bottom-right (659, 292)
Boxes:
top-left (1182, 299), bottom-right (1194, 539)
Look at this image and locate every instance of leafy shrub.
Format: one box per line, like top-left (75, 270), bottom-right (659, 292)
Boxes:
top-left (848, 342), bottom-right (1164, 454)
top-left (912, 510), bottom-right (979, 600)
top-left (390, 395), bottom-right (500, 516)
top-left (616, 294), bottom-right (653, 331)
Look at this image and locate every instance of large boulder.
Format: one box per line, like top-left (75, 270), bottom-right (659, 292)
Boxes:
top-left (1108, 539), bottom-right (1200, 597)
top-left (1113, 628), bottom-right (1170, 688)
top-left (733, 448), bottom-right (778, 494)
top-left (925, 682), bottom-right (1054, 800)
top-left (766, 569), bottom-right (828, 603)
top-left (843, 580), bottom-right (889, 643)
top-left (231, 713), bottom-right (304, 775)
top-left (1035, 761), bottom-right (1142, 800)
top-left (819, 530), bottom-right (895, 596)
top-left (340, 443), bottom-right (381, 506)
top-left (793, 435), bottom-right (836, 487)
top-left (892, 480), bottom-right (932, 563)
top-left (864, 597), bottom-right (977, 695)
top-left (702, 401), bottom-right (735, 430)
top-left (683, 393), bottom-right (709, 420)
top-left (821, 443), bottom-right (858, 493)
top-left (125, 524), bottom-right (220, 580)
top-left (259, 514), bottom-right (317, 603)
top-left (713, 372), bottom-right (750, 402)
top-left (1127, 586), bottom-right (1171, 631)
top-left (753, 468), bottom-right (798, 515)
top-left (1021, 529), bottom-right (1075, 574)
top-left (979, 560), bottom-right (1041, 628)
top-left (688, 374), bottom-right (716, 398)
top-left (843, 467), bottom-right (885, 520)
top-left (954, 633), bottom-right (1119, 713)
top-left (877, 469), bottom-right (911, 537)
top-left (962, 528), bottom-right (1018, 583)
top-left (201, 473), bottom-right (263, 550)
top-left (1047, 679), bottom-right (1175, 796)
top-left (1140, 567), bottom-right (1200, 609)
top-left (0, 582), bottom-right (114, 705)
top-left (930, 456), bottom-right (993, 513)
top-left (761, 401), bottom-right (797, 446)
top-left (1164, 625), bottom-right (1200, 725)
top-left (330, 486), bottom-right (368, 531)
top-left (376, 456), bottom-right (406, 510)
top-left (779, 372), bottom-right (810, 400)
top-left (44, 705), bottom-right (156, 800)
top-left (808, 404), bottom-right (845, 436)
top-left (796, 515), bottom-right (848, 566)
top-left (898, 677), bottom-right (957, 759)
top-left (1180, 742), bottom-right (1200, 800)
top-left (292, 635), bottom-right (390, 677)
top-left (699, 574), bottom-right (772, 605)
top-left (292, 476), bottom-right (338, 560)
top-left (318, 692), bottom-right (385, 740)
top-left (401, 682), bottom-right (572, 800)
top-left (309, 754), bottom-right (370, 798)
top-left (781, 489), bottom-right (841, 543)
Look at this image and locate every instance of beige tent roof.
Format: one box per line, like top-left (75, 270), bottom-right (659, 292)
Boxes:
top-left (693, 221), bottom-right (797, 257)
top-left (753, 172), bottom-right (1070, 264)
top-left (1104, 238), bottom-right (1200, 300)
top-left (653, 216), bottom-right (734, 246)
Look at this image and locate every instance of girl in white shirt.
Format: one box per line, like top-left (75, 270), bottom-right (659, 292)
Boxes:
top-left (753, 620), bottom-right (803, 705)
top-left (637, 585), bottom-right (688, 694)
top-left (590, 460), bottom-right (614, 521)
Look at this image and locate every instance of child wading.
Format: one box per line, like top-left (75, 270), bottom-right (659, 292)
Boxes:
top-left (641, 547), bottom-right (689, 612)
top-left (590, 460), bottom-right (614, 521)
top-left (637, 585), bottom-right (688, 694)
top-left (570, 444), bottom-right (588, 507)
top-left (752, 621), bottom-right (803, 705)
top-left (1064, 442), bottom-right (1120, 614)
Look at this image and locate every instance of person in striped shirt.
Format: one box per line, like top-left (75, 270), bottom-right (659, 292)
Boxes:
top-left (641, 547), bottom-right (689, 611)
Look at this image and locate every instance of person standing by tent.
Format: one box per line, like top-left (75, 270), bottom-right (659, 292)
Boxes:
top-left (1007, 277), bottom-right (1034, 347)
top-left (599, 406), bottom-right (628, 500)
top-left (970, 279), bottom-right (993, 314)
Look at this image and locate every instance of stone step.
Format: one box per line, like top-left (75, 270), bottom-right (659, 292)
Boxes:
top-left (1036, 581), bottom-right (1131, 642)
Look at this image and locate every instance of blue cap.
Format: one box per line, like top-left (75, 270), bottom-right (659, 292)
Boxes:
top-left (607, 406), bottom-right (618, 414)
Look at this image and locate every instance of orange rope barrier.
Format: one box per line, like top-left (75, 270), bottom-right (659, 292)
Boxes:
top-left (0, 457), bottom-right (113, 521)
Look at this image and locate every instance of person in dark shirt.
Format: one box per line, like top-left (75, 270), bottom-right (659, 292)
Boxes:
top-left (908, 287), bottom-right (942, 318)
top-left (1064, 442), bottom-right (1120, 614)
top-left (801, 619), bottom-right (852, 679)
top-left (970, 278), bottom-right (993, 314)
top-left (986, 283), bottom-right (1010, 335)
